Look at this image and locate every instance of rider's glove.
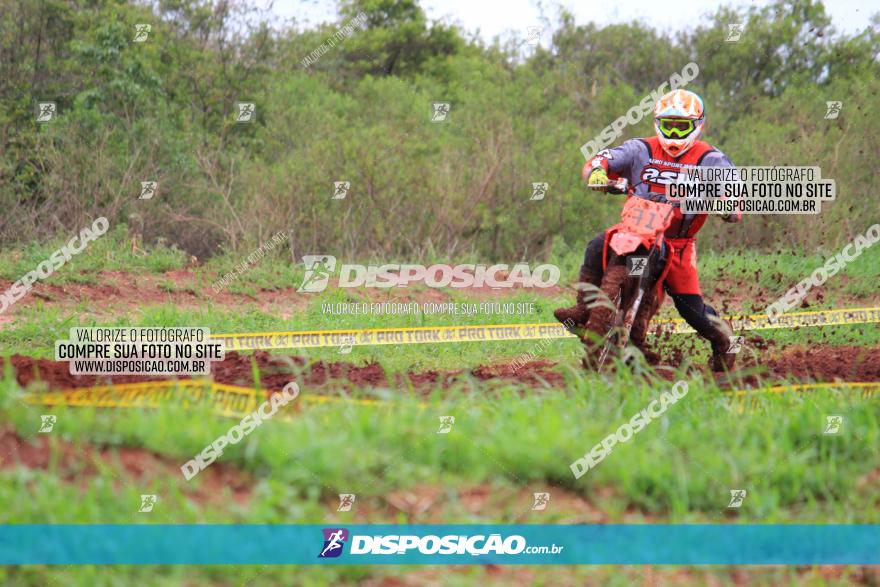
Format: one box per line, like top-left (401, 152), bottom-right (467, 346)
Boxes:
top-left (587, 167), bottom-right (609, 190)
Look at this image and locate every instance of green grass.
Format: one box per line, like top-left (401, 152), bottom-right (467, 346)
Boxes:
top-left (1, 363), bottom-right (878, 585)
top-left (3, 364), bottom-right (878, 524)
top-left (0, 225), bottom-right (189, 282)
top-left (696, 244), bottom-right (880, 292)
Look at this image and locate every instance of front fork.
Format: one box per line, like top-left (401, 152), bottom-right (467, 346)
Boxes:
top-left (596, 238), bottom-right (665, 371)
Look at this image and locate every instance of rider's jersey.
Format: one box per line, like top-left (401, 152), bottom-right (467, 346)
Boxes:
top-left (583, 137), bottom-right (742, 239)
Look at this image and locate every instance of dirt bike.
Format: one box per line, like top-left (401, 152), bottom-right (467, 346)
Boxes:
top-left (581, 179), bottom-right (675, 371)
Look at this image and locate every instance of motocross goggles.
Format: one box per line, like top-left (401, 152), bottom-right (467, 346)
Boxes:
top-left (657, 117), bottom-right (698, 139)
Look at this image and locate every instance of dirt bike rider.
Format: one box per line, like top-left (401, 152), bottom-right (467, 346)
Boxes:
top-left (555, 89), bottom-right (742, 371)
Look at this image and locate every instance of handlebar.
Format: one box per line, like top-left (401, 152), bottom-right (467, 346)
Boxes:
top-left (588, 177), bottom-right (681, 208)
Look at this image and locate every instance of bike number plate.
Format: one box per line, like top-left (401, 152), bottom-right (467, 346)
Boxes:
top-left (619, 197), bottom-right (674, 237)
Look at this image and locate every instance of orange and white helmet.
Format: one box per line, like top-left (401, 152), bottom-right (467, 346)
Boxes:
top-left (653, 89), bottom-right (705, 158)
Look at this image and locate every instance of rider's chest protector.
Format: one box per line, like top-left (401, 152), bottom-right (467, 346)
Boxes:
top-left (638, 137), bottom-right (717, 239)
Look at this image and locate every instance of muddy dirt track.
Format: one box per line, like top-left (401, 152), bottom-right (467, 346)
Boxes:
top-left (9, 343), bottom-right (880, 395)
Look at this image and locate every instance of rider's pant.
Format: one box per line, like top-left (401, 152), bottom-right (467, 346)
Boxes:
top-left (668, 293), bottom-right (724, 342)
top-left (580, 233), bottom-right (605, 273)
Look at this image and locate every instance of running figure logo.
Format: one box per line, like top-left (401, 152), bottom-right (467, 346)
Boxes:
top-left (337, 494), bottom-right (356, 511)
top-left (297, 255), bottom-right (337, 293)
top-left (726, 24), bottom-right (744, 42)
top-left (823, 415), bottom-right (843, 435)
top-left (332, 182), bottom-right (350, 200)
top-left (727, 335), bottom-right (744, 354)
top-left (530, 182), bottom-right (548, 201)
top-left (318, 528), bottom-right (349, 558)
top-left (36, 102), bottom-right (56, 122)
top-left (526, 26), bottom-right (542, 46)
top-left (627, 257), bottom-right (647, 276)
top-left (727, 489), bottom-right (747, 508)
top-left (437, 416), bottom-right (455, 434)
top-left (236, 102), bottom-right (256, 123)
top-left (824, 101), bottom-right (842, 119)
top-left (138, 494), bottom-right (157, 512)
top-left (139, 181), bottom-right (158, 200)
top-left (133, 24), bottom-right (152, 42)
top-left (38, 415), bottom-right (57, 433)
top-left (339, 334), bottom-right (355, 354)
top-left (531, 492), bottom-right (550, 511)
top-left (430, 102), bottom-right (450, 122)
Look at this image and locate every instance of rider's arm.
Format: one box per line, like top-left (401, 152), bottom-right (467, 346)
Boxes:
top-left (581, 140), bottom-right (647, 187)
top-left (701, 150), bottom-right (742, 223)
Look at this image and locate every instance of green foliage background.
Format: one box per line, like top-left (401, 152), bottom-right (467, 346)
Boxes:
top-left (1, 0), bottom-right (878, 260)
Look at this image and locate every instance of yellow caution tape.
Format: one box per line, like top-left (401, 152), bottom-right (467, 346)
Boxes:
top-left (730, 381), bottom-right (880, 398)
top-left (655, 306), bottom-right (880, 335)
top-left (211, 307), bottom-right (880, 350)
top-left (21, 378), bottom-right (879, 418)
top-left (22, 379), bottom-right (382, 418)
top-left (25, 380), bottom-right (259, 418)
top-left (726, 382), bottom-right (880, 413)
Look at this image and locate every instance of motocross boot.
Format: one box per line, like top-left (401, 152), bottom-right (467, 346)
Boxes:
top-left (554, 266), bottom-right (601, 328)
top-left (705, 317), bottom-right (737, 372)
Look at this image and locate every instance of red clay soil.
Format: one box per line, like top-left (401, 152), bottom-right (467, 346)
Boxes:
top-left (763, 345), bottom-right (880, 382)
top-left (8, 351), bottom-right (564, 394)
top-left (7, 344), bottom-right (879, 396)
top-left (0, 428), bottom-right (252, 505)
